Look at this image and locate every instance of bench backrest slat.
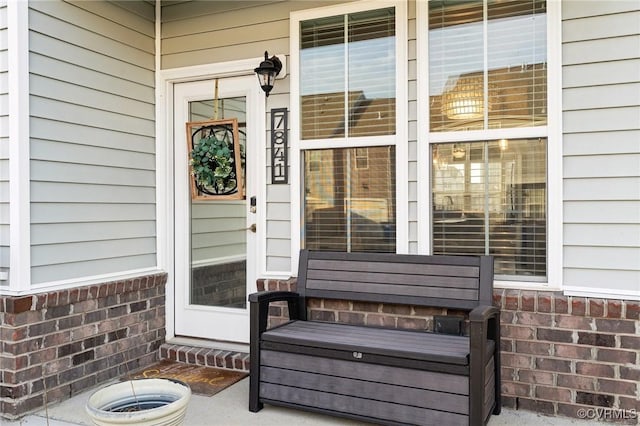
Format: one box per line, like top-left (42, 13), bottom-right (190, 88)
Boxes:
top-left (297, 250), bottom-right (494, 313)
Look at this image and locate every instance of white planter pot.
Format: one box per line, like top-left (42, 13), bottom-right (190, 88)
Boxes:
top-left (86, 378), bottom-right (191, 426)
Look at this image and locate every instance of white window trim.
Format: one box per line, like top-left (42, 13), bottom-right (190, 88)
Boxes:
top-left (416, 0), bottom-right (562, 290)
top-left (290, 0), bottom-right (408, 273)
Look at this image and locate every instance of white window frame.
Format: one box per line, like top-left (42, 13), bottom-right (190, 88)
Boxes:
top-left (416, 0), bottom-right (562, 290)
top-left (290, 1), bottom-right (408, 272)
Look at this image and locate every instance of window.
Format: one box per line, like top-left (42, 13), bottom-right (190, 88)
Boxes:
top-left (300, 8), bottom-right (396, 139)
top-left (355, 147), bottom-right (369, 170)
top-left (429, 0), bottom-right (547, 131)
top-left (432, 139), bottom-right (546, 278)
top-left (426, 0), bottom-right (551, 281)
top-left (294, 4), bottom-right (404, 254)
top-left (304, 147), bottom-right (396, 252)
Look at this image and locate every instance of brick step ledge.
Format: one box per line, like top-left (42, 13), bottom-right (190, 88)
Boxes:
top-left (159, 343), bottom-right (249, 372)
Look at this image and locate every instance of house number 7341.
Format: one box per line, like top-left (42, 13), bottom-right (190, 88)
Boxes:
top-left (270, 108), bottom-right (288, 184)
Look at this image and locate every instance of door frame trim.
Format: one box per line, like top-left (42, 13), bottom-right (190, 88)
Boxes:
top-left (158, 57), bottom-right (285, 341)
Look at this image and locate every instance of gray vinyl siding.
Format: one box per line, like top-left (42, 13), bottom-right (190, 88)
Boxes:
top-left (264, 72), bottom-right (292, 272)
top-left (161, 1), bottom-right (287, 70)
top-left (0, 0), bottom-right (8, 286)
top-left (29, 0), bottom-right (156, 284)
top-left (161, 1), bottom-right (346, 70)
top-left (562, 1), bottom-right (640, 295)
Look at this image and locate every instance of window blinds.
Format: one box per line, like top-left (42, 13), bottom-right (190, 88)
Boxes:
top-left (304, 146), bottom-right (396, 253)
top-left (300, 8), bottom-right (395, 139)
top-left (428, 0), bottom-right (547, 131)
top-left (432, 139), bottom-right (547, 278)
top-left (487, 0), bottom-right (547, 128)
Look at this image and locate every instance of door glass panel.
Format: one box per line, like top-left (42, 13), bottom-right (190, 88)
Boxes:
top-left (189, 97), bottom-right (247, 308)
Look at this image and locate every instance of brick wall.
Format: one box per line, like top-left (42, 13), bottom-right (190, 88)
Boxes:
top-left (496, 290), bottom-right (639, 423)
top-left (258, 279), bottom-right (640, 423)
top-left (0, 273), bottom-right (167, 420)
top-left (191, 261), bottom-right (246, 307)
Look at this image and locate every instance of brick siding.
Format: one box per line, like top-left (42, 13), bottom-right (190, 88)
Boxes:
top-left (497, 290), bottom-right (639, 424)
top-left (258, 279), bottom-right (640, 423)
top-left (0, 273), bottom-right (167, 420)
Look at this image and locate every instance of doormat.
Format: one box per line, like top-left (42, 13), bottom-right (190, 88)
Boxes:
top-left (123, 360), bottom-right (248, 397)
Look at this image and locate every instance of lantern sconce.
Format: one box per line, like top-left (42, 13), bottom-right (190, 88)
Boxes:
top-left (254, 51), bottom-right (283, 97)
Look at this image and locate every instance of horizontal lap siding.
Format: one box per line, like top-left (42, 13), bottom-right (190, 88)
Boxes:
top-left (161, 0), bottom-right (346, 69)
top-left (562, 1), bottom-right (640, 297)
top-left (265, 180), bottom-right (290, 272)
top-left (28, 0), bottom-right (156, 284)
top-left (0, 0), bottom-right (8, 285)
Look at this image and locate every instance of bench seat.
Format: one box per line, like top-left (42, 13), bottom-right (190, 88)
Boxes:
top-left (262, 320), bottom-right (494, 370)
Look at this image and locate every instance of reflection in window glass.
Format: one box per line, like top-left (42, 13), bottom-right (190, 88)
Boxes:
top-left (301, 7), bottom-right (395, 139)
top-left (301, 15), bottom-right (345, 138)
top-left (188, 97), bottom-right (248, 308)
top-left (487, 1), bottom-right (547, 128)
top-left (348, 9), bottom-right (396, 137)
top-left (429, 0), bottom-right (547, 131)
top-left (304, 146), bottom-right (396, 252)
top-left (432, 139), bottom-right (546, 279)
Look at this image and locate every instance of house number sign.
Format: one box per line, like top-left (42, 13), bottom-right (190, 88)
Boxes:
top-left (270, 108), bottom-right (288, 184)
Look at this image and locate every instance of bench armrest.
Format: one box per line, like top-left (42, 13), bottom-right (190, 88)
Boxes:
top-left (248, 290), bottom-right (301, 413)
top-left (248, 290), bottom-right (299, 306)
top-left (249, 291), bottom-right (301, 337)
top-left (469, 304), bottom-right (500, 352)
top-left (469, 304), bottom-right (499, 323)
top-left (248, 290), bottom-right (301, 323)
top-left (469, 304), bottom-right (502, 418)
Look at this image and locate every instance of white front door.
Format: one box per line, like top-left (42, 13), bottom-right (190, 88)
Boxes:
top-left (173, 76), bottom-right (261, 343)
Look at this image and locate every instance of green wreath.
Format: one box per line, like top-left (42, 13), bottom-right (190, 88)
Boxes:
top-left (190, 125), bottom-right (239, 196)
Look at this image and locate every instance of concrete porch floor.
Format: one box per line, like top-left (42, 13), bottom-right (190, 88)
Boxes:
top-left (6, 377), bottom-right (598, 426)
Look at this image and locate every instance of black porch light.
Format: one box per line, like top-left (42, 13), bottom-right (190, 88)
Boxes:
top-left (254, 51), bottom-right (282, 97)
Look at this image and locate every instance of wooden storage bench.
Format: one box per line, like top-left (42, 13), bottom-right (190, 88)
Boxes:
top-left (249, 250), bottom-right (501, 426)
